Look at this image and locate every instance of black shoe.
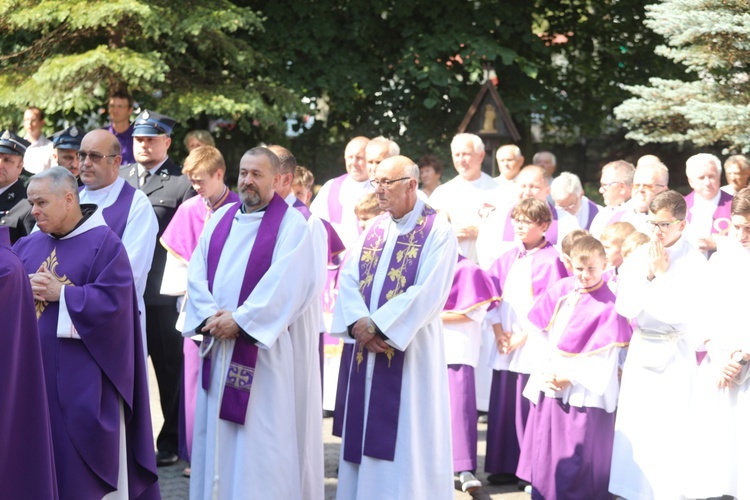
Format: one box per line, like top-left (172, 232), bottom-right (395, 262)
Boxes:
top-left (156, 450), bottom-right (179, 467)
top-left (487, 473), bottom-right (518, 485)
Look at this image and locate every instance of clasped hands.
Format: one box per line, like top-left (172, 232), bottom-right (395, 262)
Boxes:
top-left (202, 309), bottom-right (240, 341)
top-left (352, 317), bottom-right (389, 354)
top-left (492, 324), bottom-right (526, 355)
top-left (29, 264), bottom-right (62, 302)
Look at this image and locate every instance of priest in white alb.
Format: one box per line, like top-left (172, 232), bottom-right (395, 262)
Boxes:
top-left (183, 147), bottom-right (315, 499)
top-left (332, 155), bottom-right (458, 499)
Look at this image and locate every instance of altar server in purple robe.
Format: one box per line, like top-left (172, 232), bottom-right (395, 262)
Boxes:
top-left (14, 167), bottom-right (158, 499)
top-left (441, 255), bottom-right (499, 493)
top-left (159, 145), bottom-right (238, 475)
top-left (1, 226), bottom-right (58, 499)
top-left (609, 190), bottom-right (706, 499)
top-left (78, 129), bottom-right (157, 360)
top-left (332, 155), bottom-right (458, 499)
top-left (518, 236), bottom-right (631, 499)
top-left (484, 198), bottom-right (568, 486)
top-left (683, 153), bottom-right (733, 256)
top-left (310, 136), bottom-right (371, 248)
top-left (685, 187), bottom-right (750, 499)
top-left (183, 147), bottom-right (315, 499)
top-left (270, 144), bottom-right (332, 500)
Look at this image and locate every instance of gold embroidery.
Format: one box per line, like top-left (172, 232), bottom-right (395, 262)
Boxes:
top-left (356, 343), bottom-right (364, 372)
top-left (385, 347), bottom-right (395, 368)
top-left (225, 362), bottom-right (254, 391)
top-left (35, 248), bottom-right (73, 319)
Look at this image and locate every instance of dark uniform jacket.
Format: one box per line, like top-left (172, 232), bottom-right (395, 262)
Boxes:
top-left (119, 158), bottom-right (195, 306)
top-left (0, 177), bottom-right (35, 243)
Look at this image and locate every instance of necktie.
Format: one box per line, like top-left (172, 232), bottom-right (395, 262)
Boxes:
top-left (140, 169), bottom-right (151, 187)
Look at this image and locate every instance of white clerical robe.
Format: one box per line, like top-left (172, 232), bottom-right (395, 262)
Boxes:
top-left (184, 203), bottom-right (314, 500)
top-left (685, 241), bottom-right (750, 500)
top-left (80, 176), bottom-right (158, 360)
top-left (429, 172), bottom-right (498, 263)
top-left (610, 236), bottom-right (706, 500)
top-left (332, 199), bottom-right (458, 500)
top-left (284, 193), bottom-right (327, 500)
top-left (310, 174), bottom-right (371, 249)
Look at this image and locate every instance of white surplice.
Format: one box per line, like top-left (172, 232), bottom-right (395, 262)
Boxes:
top-left (80, 177), bottom-right (158, 360)
top-left (609, 236), bottom-right (706, 500)
top-left (184, 202), bottom-right (314, 500)
top-left (284, 193), bottom-right (327, 500)
top-left (428, 172), bottom-right (498, 263)
top-left (685, 241), bottom-right (750, 499)
top-left (332, 199), bottom-right (458, 500)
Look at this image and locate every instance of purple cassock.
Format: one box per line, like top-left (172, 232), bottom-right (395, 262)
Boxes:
top-left (160, 189), bottom-right (239, 462)
top-left (1, 227), bottom-right (58, 499)
top-left (444, 255), bottom-right (499, 472)
top-left (685, 190), bottom-right (734, 236)
top-left (518, 277), bottom-right (631, 499)
top-left (485, 241), bottom-right (568, 477)
top-left (13, 219), bottom-right (159, 499)
top-left (583, 198), bottom-right (600, 230)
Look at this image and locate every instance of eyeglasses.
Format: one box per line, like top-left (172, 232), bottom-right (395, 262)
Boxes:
top-left (599, 181), bottom-right (623, 189)
top-left (77, 151), bottom-right (118, 163)
top-left (646, 219), bottom-right (682, 230)
top-left (512, 218), bottom-right (548, 227)
top-left (555, 199), bottom-right (580, 212)
top-left (370, 177), bottom-right (410, 189)
top-left (633, 183), bottom-right (666, 191)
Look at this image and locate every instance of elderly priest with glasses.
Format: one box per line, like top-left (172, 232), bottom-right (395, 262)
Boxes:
top-left (332, 155), bottom-right (458, 499)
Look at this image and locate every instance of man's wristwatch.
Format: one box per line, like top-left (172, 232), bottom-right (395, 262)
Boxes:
top-left (366, 318), bottom-right (376, 335)
top-left (732, 351), bottom-right (747, 365)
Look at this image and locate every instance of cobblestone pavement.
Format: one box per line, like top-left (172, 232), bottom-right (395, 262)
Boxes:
top-left (149, 362), bottom-right (528, 499)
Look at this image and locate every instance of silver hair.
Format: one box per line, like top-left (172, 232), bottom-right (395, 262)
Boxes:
top-left (550, 171), bottom-right (583, 198)
top-left (369, 136), bottom-right (400, 157)
top-left (602, 160), bottom-right (635, 184)
top-left (243, 147), bottom-right (282, 174)
top-left (686, 153), bottom-right (722, 178)
top-left (30, 166), bottom-right (79, 201)
top-left (635, 161), bottom-right (670, 185)
top-left (451, 133), bottom-right (484, 154)
top-left (532, 150), bottom-right (556, 166)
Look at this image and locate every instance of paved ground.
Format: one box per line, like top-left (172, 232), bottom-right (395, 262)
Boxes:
top-left (148, 361), bottom-right (528, 499)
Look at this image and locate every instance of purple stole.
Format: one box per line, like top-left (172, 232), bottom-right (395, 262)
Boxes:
top-left (202, 194), bottom-right (288, 425)
top-left (502, 201), bottom-right (559, 244)
top-left (293, 197), bottom-right (345, 264)
top-left (444, 254), bottom-right (499, 313)
top-left (527, 277), bottom-right (632, 354)
top-left (584, 198), bottom-right (599, 230)
top-left (326, 174), bottom-right (348, 224)
top-left (343, 204), bottom-right (437, 463)
top-left (79, 182), bottom-right (136, 239)
top-left (488, 241), bottom-right (569, 300)
top-left (685, 190), bottom-right (733, 236)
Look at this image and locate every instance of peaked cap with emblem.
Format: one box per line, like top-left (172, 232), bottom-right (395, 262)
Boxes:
top-left (0, 130), bottom-right (30, 156)
top-left (51, 126), bottom-right (83, 150)
top-left (133, 110), bottom-right (177, 137)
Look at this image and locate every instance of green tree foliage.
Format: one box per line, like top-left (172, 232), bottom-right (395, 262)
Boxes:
top-left (0, 0), bottom-right (301, 137)
top-left (614, 0), bottom-right (750, 152)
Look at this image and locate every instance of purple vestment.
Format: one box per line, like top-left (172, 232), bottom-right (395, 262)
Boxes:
top-left (160, 189), bottom-right (239, 461)
top-left (326, 174), bottom-right (348, 224)
top-left (444, 254), bottom-right (499, 314)
top-left (518, 277), bottom-right (631, 499)
top-left (13, 223), bottom-right (158, 499)
top-left (488, 240), bottom-right (569, 299)
top-left (584, 198), bottom-right (600, 230)
top-left (2, 227), bottom-right (58, 499)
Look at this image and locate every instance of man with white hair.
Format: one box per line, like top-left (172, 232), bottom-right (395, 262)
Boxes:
top-left (550, 171), bottom-right (600, 230)
top-left (589, 160), bottom-right (635, 237)
top-left (494, 144), bottom-right (524, 200)
top-left (684, 153), bottom-right (732, 255)
top-left (721, 154), bottom-right (750, 196)
top-left (532, 150), bottom-right (556, 177)
top-left (429, 133), bottom-right (497, 263)
top-left (365, 136), bottom-right (399, 179)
